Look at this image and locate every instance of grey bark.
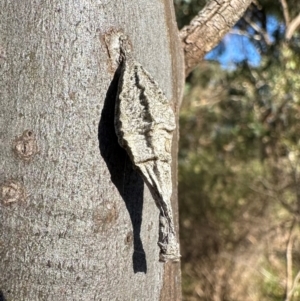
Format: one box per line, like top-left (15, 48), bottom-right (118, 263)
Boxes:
top-left (180, 0), bottom-right (253, 75)
top-left (0, 1), bottom-right (184, 300)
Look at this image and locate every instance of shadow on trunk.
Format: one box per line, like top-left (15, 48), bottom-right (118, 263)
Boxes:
top-left (0, 290), bottom-right (7, 301)
top-left (98, 67), bottom-right (147, 273)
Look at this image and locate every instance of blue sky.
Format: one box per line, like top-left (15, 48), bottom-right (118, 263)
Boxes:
top-left (205, 15), bottom-right (281, 69)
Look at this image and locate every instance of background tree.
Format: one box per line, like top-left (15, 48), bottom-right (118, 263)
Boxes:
top-left (0, 0), bottom-right (253, 300)
top-left (176, 1), bottom-right (300, 300)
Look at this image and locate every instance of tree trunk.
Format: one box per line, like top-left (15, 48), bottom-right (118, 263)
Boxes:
top-left (0, 1), bottom-right (184, 300)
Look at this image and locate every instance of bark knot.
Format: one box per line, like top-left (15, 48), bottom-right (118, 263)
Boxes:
top-left (13, 130), bottom-right (38, 162)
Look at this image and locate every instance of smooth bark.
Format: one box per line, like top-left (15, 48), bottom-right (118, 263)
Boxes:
top-left (0, 1), bottom-right (184, 300)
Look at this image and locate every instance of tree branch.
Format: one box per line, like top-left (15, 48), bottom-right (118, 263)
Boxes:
top-left (286, 270), bottom-right (300, 301)
top-left (243, 14), bottom-right (272, 45)
top-left (280, 0), bottom-right (300, 41)
top-left (179, 0), bottom-right (253, 76)
top-left (286, 13), bottom-right (300, 40)
top-left (279, 0), bottom-right (290, 26)
top-left (284, 220), bottom-right (300, 301)
top-left (285, 221), bottom-right (295, 301)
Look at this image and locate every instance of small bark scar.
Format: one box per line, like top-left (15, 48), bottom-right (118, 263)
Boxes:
top-left (114, 35), bottom-right (180, 262)
top-left (13, 130), bottom-right (38, 162)
top-left (0, 45), bottom-right (6, 62)
top-left (0, 180), bottom-right (27, 205)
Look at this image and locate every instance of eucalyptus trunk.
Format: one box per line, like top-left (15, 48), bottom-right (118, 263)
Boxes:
top-left (0, 1), bottom-right (184, 300)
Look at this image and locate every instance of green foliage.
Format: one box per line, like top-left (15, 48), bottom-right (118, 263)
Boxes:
top-left (178, 5), bottom-right (300, 299)
top-left (174, 0), bottom-right (206, 29)
top-left (259, 0), bottom-right (300, 20)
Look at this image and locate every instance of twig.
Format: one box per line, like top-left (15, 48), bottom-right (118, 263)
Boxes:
top-left (243, 15), bottom-right (272, 45)
top-left (286, 13), bottom-right (300, 40)
top-left (229, 28), bottom-right (263, 41)
top-left (285, 221), bottom-right (295, 301)
top-left (286, 270), bottom-right (300, 301)
top-left (287, 154), bottom-right (300, 215)
top-left (249, 176), bottom-right (296, 214)
top-left (280, 0), bottom-right (290, 26)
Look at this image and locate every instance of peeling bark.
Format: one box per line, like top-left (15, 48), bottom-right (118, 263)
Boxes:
top-left (180, 0), bottom-right (253, 75)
